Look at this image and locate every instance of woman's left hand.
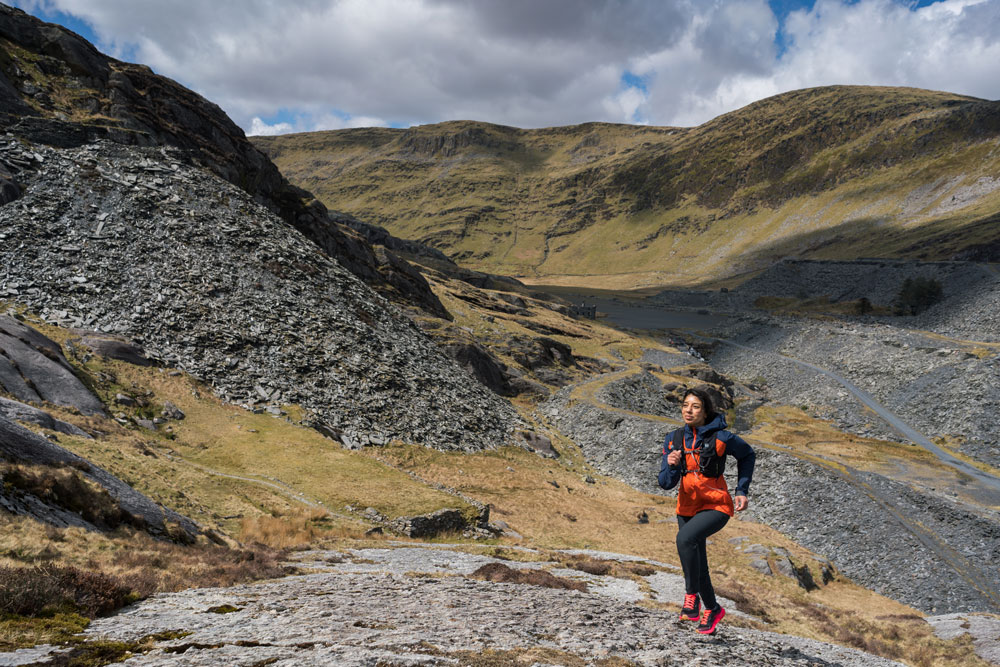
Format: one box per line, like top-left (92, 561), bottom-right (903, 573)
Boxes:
top-left (734, 495), bottom-right (749, 512)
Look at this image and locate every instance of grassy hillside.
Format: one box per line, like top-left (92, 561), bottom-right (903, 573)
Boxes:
top-left (254, 86), bottom-right (1000, 289)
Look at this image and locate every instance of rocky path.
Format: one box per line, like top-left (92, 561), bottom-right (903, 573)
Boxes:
top-left (0, 546), bottom-right (905, 666)
top-left (164, 454), bottom-right (334, 513)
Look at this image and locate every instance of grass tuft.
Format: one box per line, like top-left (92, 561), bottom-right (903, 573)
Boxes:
top-left (469, 562), bottom-right (587, 592)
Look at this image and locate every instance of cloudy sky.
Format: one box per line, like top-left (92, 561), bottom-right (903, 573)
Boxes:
top-left (12, 0), bottom-right (1000, 135)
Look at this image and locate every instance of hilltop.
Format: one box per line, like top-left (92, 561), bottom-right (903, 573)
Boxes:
top-left (254, 86), bottom-right (1000, 288)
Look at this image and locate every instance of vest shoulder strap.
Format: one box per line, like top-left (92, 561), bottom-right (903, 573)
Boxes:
top-left (669, 427), bottom-right (685, 451)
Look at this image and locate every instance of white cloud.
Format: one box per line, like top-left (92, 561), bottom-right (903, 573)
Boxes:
top-left (604, 86), bottom-right (648, 124)
top-left (770, 0), bottom-right (1000, 100)
top-left (13, 0), bottom-right (1000, 131)
top-left (247, 117), bottom-right (294, 136)
top-left (310, 114), bottom-right (388, 131)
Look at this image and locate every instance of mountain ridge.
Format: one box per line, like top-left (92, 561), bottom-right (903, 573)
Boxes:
top-left (254, 85), bottom-right (1000, 288)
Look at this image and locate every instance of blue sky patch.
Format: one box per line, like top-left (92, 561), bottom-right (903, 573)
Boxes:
top-left (621, 70), bottom-right (649, 93)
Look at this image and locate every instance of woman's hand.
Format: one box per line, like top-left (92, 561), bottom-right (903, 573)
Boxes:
top-left (734, 495), bottom-right (749, 512)
top-left (667, 449), bottom-right (682, 467)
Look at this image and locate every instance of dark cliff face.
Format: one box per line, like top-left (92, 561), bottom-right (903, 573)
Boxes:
top-left (0, 4), bottom-right (445, 317)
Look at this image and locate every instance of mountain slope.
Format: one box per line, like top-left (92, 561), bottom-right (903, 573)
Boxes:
top-left (0, 137), bottom-right (519, 450)
top-left (254, 86), bottom-right (1000, 288)
top-left (0, 4), bottom-right (445, 315)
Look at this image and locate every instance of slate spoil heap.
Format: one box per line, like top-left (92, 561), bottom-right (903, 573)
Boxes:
top-left (0, 137), bottom-right (520, 451)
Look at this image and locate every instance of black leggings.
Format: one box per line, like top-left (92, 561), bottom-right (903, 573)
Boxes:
top-left (676, 509), bottom-right (729, 610)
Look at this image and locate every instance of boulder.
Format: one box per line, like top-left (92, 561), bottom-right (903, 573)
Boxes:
top-left (0, 315), bottom-right (105, 416)
top-left (73, 332), bottom-right (153, 366)
top-left (388, 506), bottom-right (489, 538)
top-left (517, 430), bottom-right (558, 458)
top-left (161, 400), bottom-right (185, 421)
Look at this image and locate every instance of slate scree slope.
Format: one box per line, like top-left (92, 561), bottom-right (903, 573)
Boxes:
top-left (0, 5), bottom-right (520, 452)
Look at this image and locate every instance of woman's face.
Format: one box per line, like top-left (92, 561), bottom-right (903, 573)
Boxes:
top-left (681, 395), bottom-right (707, 427)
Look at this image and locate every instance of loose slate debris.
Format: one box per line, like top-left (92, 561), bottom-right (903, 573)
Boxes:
top-left (0, 138), bottom-right (521, 452)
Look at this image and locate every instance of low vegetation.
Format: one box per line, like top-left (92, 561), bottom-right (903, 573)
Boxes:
top-left (0, 516), bottom-right (288, 650)
top-left (469, 562), bottom-right (587, 592)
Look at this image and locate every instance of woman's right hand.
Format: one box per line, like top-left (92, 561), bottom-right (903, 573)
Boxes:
top-left (667, 449), bottom-right (682, 467)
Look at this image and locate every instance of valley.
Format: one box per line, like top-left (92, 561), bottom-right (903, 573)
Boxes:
top-left (1, 5), bottom-right (999, 666)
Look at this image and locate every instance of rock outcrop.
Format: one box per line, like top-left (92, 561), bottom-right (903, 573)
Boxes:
top-left (0, 396), bottom-right (90, 437)
top-left (0, 413), bottom-right (197, 539)
top-left (53, 546), bottom-right (904, 666)
top-left (0, 314), bottom-right (105, 416)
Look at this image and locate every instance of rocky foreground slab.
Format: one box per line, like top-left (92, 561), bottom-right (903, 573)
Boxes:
top-left (0, 545), bottom-right (907, 666)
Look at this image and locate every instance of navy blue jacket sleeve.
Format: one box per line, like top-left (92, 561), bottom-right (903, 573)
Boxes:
top-left (725, 433), bottom-right (755, 497)
top-left (658, 432), bottom-right (680, 490)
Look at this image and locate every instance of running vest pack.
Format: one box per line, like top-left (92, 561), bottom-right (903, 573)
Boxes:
top-left (668, 427), bottom-right (726, 478)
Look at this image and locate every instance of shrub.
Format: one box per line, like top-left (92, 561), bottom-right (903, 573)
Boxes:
top-left (53, 567), bottom-right (134, 617)
top-left (0, 565), bottom-right (65, 616)
top-left (469, 563), bottom-right (587, 592)
top-left (0, 565), bottom-right (131, 617)
top-left (564, 557), bottom-right (611, 576)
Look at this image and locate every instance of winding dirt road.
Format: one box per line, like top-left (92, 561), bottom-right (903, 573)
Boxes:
top-left (699, 334), bottom-right (1000, 498)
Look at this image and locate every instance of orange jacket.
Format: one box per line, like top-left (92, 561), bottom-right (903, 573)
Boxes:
top-left (657, 415), bottom-right (756, 518)
top-left (675, 429), bottom-right (733, 516)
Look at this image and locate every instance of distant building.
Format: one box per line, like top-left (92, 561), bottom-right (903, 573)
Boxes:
top-left (570, 303), bottom-right (596, 319)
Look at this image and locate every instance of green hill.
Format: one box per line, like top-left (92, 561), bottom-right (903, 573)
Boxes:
top-left (253, 86), bottom-right (1000, 289)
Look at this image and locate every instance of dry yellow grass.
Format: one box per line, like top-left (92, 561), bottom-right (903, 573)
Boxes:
top-left (238, 507), bottom-right (379, 548)
top-left (36, 354), bottom-right (478, 534)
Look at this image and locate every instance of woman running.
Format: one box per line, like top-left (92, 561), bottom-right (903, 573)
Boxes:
top-left (658, 387), bottom-right (755, 635)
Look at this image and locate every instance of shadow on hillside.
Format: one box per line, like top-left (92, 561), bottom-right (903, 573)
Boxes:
top-left (735, 208), bottom-right (1000, 271)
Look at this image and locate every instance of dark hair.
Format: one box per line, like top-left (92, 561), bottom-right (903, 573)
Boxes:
top-left (681, 387), bottom-right (717, 422)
